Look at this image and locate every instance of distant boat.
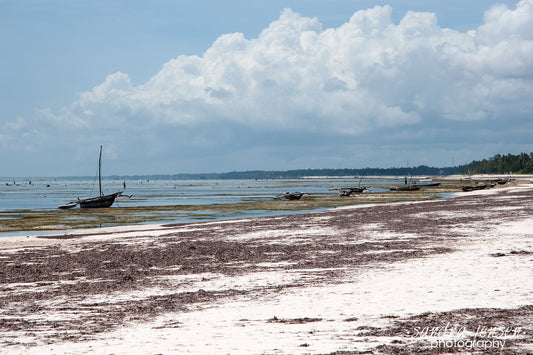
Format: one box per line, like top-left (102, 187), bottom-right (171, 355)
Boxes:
top-left (412, 182), bottom-right (441, 188)
top-left (330, 187), bottom-right (367, 196)
top-left (273, 192), bottom-right (309, 200)
top-left (389, 185), bottom-right (421, 191)
top-left (115, 194), bottom-right (133, 202)
top-left (59, 146), bottom-right (122, 209)
top-left (462, 184), bottom-right (487, 192)
top-left (461, 172), bottom-right (498, 192)
top-left (389, 175), bottom-right (420, 191)
top-left (492, 178), bottom-right (510, 185)
top-left (331, 174), bottom-right (368, 196)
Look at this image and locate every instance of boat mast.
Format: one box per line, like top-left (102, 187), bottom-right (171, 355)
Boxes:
top-left (99, 145), bottom-right (103, 196)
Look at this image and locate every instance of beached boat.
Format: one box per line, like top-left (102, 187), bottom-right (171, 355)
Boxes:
top-left (493, 178), bottom-right (511, 185)
top-left (78, 191), bottom-right (122, 208)
top-left (461, 184), bottom-right (487, 192)
top-left (59, 146), bottom-right (122, 209)
top-left (330, 187), bottom-right (367, 196)
top-left (389, 185), bottom-right (421, 191)
top-left (273, 192), bottom-right (308, 200)
top-left (413, 182), bottom-right (441, 187)
top-left (389, 175), bottom-right (421, 191)
top-left (331, 175), bottom-right (368, 196)
top-left (115, 194), bottom-right (133, 202)
top-left (462, 181), bottom-right (498, 192)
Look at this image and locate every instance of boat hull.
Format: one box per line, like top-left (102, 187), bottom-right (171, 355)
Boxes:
top-left (339, 187), bottom-right (366, 196)
top-left (389, 186), bottom-right (421, 191)
top-left (413, 182), bottom-right (441, 188)
top-left (79, 192), bottom-right (122, 208)
top-left (461, 185), bottom-right (487, 192)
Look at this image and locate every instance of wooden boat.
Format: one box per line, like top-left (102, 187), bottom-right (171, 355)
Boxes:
top-left (461, 169), bottom-right (497, 192)
top-left (389, 185), bottom-right (421, 191)
top-left (79, 191), bottom-right (122, 208)
top-left (390, 174), bottom-right (421, 191)
top-left (339, 188), bottom-right (356, 196)
top-left (274, 192), bottom-right (308, 200)
top-left (59, 146), bottom-right (122, 209)
top-left (331, 187), bottom-right (367, 196)
top-left (462, 181), bottom-right (498, 192)
top-left (461, 184), bottom-right (487, 192)
top-left (413, 182), bottom-right (441, 187)
top-left (115, 194), bottom-right (133, 202)
top-left (331, 175), bottom-right (368, 196)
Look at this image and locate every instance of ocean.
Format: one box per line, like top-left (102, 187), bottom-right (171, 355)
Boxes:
top-left (0, 176), bottom-right (426, 236)
top-left (1, 177), bottom-right (401, 210)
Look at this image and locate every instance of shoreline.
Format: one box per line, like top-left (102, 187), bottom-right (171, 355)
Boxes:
top-left (1, 175), bottom-right (530, 239)
top-left (0, 183), bottom-right (519, 249)
top-left (0, 185), bottom-right (532, 353)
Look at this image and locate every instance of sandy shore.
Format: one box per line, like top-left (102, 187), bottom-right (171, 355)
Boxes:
top-left (0, 185), bottom-right (532, 354)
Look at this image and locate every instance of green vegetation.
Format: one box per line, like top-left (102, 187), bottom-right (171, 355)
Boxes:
top-left (459, 153), bottom-right (533, 174)
top-left (7, 153), bottom-right (533, 181)
top-left (109, 152), bottom-right (533, 179)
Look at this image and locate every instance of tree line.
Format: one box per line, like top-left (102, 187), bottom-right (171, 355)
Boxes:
top-left (108, 166), bottom-right (459, 180)
top-left (458, 153), bottom-right (533, 174)
top-left (99, 152), bottom-right (533, 180)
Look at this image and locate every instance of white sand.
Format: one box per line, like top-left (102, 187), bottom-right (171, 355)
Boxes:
top-left (2, 186), bottom-right (532, 354)
top-left (28, 223), bottom-right (530, 354)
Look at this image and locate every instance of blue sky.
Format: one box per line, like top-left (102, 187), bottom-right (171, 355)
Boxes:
top-left (1, 0), bottom-right (532, 176)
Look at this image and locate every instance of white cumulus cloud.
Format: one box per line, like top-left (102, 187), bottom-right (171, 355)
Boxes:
top-left (8, 1), bottom-right (533, 173)
top-left (55, 2), bottom-right (532, 135)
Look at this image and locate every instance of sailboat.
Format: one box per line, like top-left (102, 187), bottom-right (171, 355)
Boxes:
top-left (59, 146), bottom-right (122, 209)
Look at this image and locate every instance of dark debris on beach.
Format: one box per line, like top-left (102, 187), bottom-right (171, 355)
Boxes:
top-left (0, 187), bottom-right (532, 351)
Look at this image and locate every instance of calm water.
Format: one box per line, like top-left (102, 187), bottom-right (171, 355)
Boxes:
top-left (0, 177), bottom-right (401, 212)
top-left (0, 177), bottom-right (423, 236)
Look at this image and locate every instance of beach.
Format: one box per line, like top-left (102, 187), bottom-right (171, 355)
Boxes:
top-left (0, 184), bottom-right (532, 354)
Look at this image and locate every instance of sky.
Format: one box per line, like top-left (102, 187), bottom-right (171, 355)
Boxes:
top-left (1, 0), bottom-right (532, 177)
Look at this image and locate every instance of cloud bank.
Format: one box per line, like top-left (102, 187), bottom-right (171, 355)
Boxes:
top-left (6, 1), bottom-right (533, 173)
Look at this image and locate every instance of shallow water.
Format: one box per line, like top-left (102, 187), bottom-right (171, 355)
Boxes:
top-left (0, 177), bottom-right (401, 211)
top-left (0, 177), bottom-right (450, 236)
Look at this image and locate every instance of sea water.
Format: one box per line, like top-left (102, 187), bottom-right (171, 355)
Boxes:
top-left (0, 177), bottom-right (403, 211)
top-left (0, 177), bottom-right (426, 236)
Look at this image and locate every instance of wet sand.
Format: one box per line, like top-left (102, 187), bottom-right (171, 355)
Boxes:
top-left (0, 185), bottom-right (532, 354)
